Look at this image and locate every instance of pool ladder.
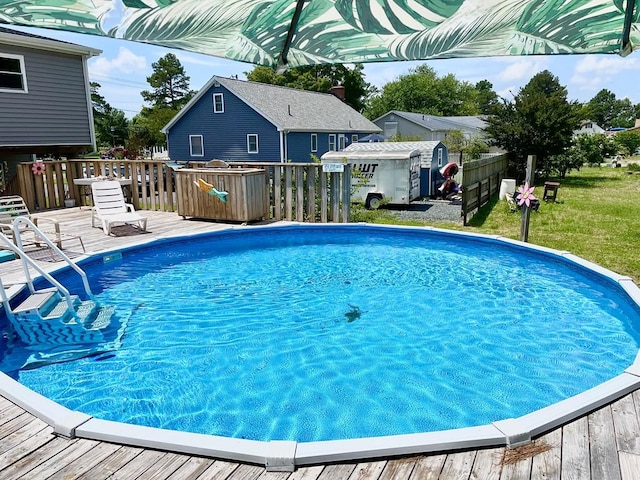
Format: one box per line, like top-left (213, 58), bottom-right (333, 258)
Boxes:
top-left (0, 218), bottom-right (114, 346)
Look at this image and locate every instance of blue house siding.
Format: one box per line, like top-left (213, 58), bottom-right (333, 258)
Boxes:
top-left (286, 132), bottom-right (361, 163)
top-left (168, 84), bottom-right (281, 162)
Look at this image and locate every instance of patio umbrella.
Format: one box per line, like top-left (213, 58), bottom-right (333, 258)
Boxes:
top-left (0, 1), bottom-right (638, 69)
top-left (359, 133), bottom-right (388, 142)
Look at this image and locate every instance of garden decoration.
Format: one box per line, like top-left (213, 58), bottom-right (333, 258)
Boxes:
top-left (515, 182), bottom-right (537, 208)
top-left (0, 1), bottom-right (637, 69)
top-left (31, 161), bottom-right (45, 176)
top-left (194, 178), bottom-right (229, 203)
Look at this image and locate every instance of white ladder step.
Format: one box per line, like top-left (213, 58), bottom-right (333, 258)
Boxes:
top-left (13, 291), bottom-right (57, 314)
top-left (3, 283), bottom-right (26, 302)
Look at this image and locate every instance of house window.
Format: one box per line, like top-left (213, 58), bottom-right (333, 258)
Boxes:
top-left (247, 134), bottom-right (259, 153)
top-left (338, 134), bottom-right (346, 150)
top-left (438, 149), bottom-right (443, 166)
top-left (189, 135), bottom-right (204, 157)
top-left (311, 134), bottom-right (318, 152)
top-left (0, 53), bottom-right (27, 93)
top-left (329, 134), bottom-right (336, 151)
top-left (213, 93), bottom-right (224, 113)
top-left (352, 134), bottom-right (358, 143)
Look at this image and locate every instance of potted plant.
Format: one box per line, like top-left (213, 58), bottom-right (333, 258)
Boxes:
top-left (64, 191), bottom-right (76, 208)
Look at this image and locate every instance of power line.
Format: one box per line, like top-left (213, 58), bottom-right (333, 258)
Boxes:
top-left (90, 74), bottom-right (149, 89)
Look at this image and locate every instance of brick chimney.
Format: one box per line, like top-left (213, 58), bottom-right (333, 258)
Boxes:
top-left (330, 85), bottom-right (346, 101)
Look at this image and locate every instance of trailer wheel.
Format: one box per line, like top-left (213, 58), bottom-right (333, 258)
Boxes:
top-left (365, 193), bottom-right (383, 210)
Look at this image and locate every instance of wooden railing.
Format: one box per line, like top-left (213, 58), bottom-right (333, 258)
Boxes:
top-left (14, 159), bottom-right (176, 213)
top-left (224, 162), bottom-right (351, 223)
top-left (461, 154), bottom-right (509, 225)
top-left (12, 159), bottom-right (351, 223)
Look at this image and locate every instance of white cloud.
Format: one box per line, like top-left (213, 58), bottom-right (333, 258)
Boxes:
top-left (571, 55), bottom-right (640, 93)
top-left (496, 86), bottom-right (518, 100)
top-left (497, 58), bottom-right (548, 82)
top-left (89, 46), bottom-right (147, 78)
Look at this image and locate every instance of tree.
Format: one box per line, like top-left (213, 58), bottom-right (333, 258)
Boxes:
top-left (141, 53), bottom-right (195, 110)
top-left (363, 64), bottom-right (480, 119)
top-left (584, 89), bottom-right (637, 129)
top-left (246, 64), bottom-right (373, 112)
top-left (131, 106), bottom-right (177, 155)
top-left (90, 81), bottom-right (110, 117)
top-left (443, 129), bottom-right (465, 163)
top-left (466, 137), bottom-right (489, 160)
top-left (484, 70), bottom-right (578, 180)
top-left (614, 130), bottom-right (640, 155)
top-left (475, 80), bottom-right (499, 115)
top-left (610, 98), bottom-right (637, 128)
top-left (91, 82), bottom-right (129, 148)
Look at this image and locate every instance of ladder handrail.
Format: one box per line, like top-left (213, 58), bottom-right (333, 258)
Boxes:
top-left (0, 230), bottom-right (79, 317)
top-left (11, 216), bottom-right (94, 299)
top-left (0, 269), bottom-right (16, 323)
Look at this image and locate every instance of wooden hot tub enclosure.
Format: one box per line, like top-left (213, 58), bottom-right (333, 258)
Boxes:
top-left (175, 168), bottom-right (269, 222)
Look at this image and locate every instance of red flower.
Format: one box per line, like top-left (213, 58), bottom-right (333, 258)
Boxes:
top-left (31, 162), bottom-right (45, 176)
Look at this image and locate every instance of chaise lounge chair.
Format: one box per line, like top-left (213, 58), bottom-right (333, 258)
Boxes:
top-left (0, 195), bottom-right (85, 252)
top-left (91, 180), bottom-right (148, 235)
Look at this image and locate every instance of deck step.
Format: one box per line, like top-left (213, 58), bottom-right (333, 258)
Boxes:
top-left (13, 291), bottom-right (57, 314)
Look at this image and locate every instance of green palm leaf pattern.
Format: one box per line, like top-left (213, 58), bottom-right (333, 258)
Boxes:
top-left (388, 0), bottom-right (526, 60)
top-left (0, 0), bottom-right (636, 66)
top-left (117, 0), bottom-right (270, 64)
top-left (0, 0), bottom-right (107, 34)
top-left (514, 0), bottom-right (623, 54)
top-left (334, 0), bottom-right (464, 35)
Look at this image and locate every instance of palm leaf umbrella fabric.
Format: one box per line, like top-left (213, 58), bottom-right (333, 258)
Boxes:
top-left (0, 0), bottom-right (638, 68)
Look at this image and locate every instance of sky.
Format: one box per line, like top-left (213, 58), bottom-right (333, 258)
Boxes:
top-left (12, 25), bottom-right (640, 119)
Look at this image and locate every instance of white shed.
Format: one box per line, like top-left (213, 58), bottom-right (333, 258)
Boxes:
top-left (344, 141), bottom-right (448, 197)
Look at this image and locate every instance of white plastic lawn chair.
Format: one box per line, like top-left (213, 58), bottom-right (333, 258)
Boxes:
top-left (91, 181), bottom-right (147, 235)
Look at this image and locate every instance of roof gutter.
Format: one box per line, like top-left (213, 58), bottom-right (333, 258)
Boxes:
top-left (0, 30), bottom-right (101, 57)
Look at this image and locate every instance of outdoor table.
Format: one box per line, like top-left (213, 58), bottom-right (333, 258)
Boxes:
top-left (73, 177), bottom-right (133, 206)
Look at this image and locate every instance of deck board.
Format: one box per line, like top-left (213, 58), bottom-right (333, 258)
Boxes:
top-left (1, 209), bottom-right (640, 479)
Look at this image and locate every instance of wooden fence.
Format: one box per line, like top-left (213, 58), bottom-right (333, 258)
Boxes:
top-left (226, 162), bottom-right (351, 223)
top-left (461, 154), bottom-right (509, 225)
top-left (10, 159), bottom-right (351, 223)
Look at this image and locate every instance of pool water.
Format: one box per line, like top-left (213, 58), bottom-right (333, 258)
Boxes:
top-left (3, 226), bottom-right (640, 442)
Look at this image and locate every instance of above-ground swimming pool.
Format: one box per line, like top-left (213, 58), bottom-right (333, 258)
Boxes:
top-left (1, 224), bottom-right (640, 464)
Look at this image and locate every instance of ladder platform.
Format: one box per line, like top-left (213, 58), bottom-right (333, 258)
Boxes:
top-left (13, 291), bottom-right (57, 314)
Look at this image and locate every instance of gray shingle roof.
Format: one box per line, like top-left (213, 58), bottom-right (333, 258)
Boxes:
top-left (164, 75), bottom-right (381, 133)
top-left (377, 111), bottom-right (486, 132)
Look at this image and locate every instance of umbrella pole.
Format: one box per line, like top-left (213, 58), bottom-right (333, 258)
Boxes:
top-left (520, 155), bottom-right (536, 243)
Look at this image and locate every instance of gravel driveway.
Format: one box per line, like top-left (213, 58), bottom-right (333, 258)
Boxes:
top-left (381, 198), bottom-right (463, 223)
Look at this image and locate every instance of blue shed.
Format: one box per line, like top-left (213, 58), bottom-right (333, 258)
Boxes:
top-left (162, 76), bottom-right (381, 163)
top-left (343, 141), bottom-right (448, 197)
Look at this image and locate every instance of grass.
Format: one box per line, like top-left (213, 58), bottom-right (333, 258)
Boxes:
top-left (357, 166), bottom-right (640, 283)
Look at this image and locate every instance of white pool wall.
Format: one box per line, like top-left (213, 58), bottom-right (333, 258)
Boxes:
top-left (2, 223), bottom-right (640, 471)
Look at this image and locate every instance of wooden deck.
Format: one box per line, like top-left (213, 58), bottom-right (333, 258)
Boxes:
top-left (1, 208), bottom-right (640, 479)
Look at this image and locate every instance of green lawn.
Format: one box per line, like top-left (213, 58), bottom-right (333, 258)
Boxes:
top-left (365, 166), bottom-right (640, 283)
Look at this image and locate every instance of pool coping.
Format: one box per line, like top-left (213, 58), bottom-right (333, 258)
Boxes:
top-left (1, 222), bottom-right (640, 471)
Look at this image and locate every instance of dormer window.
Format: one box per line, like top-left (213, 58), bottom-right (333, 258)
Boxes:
top-left (0, 53), bottom-right (27, 93)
